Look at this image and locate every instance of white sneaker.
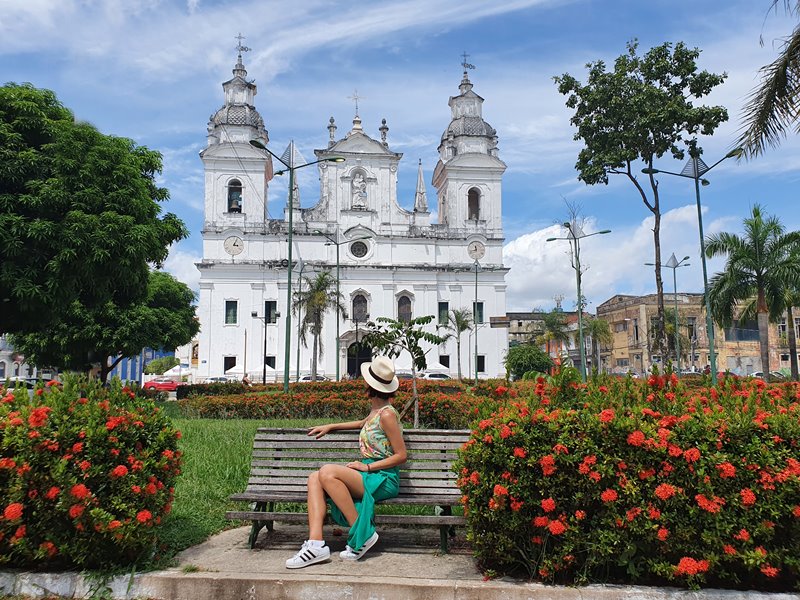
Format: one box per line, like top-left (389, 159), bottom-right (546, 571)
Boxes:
top-left (339, 532), bottom-right (379, 561)
top-left (285, 540), bottom-right (330, 569)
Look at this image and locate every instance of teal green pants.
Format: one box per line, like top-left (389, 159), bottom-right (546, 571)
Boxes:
top-left (328, 458), bottom-right (399, 552)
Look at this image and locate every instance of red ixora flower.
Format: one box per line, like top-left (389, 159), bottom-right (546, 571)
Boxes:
top-left (44, 487), bottom-right (60, 501)
top-left (541, 498), bottom-right (556, 512)
top-left (533, 516), bottom-right (550, 528)
top-left (657, 527), bottom-right (669, 541)
top-left (740, 488), bottom-right (756, 506)
top-left (136, 510), bottom-right (152, 524)
top-left (716, 462), bottom-right (736, 478)
top-left (599, 408), bottom-right (615, 423)
top-left (674, 557), bottom-right (710, 576)
top-left (733, 528), bottom-right (750, 542)
top-left (601, 489), bottom-right (618, 503)
top-left (548, 520), bottom-right (566, 535)
top-left (27, 406), bottom-right (52, 428)
top-left (761, 565), bottom-right (780, 578)
top-left (493, 484), bottom-right (509, 496)
top-left (513, 447), bottom-right (527, 459)
top-left (4, 503), bottom-right (23, 521)
top-left (111, 465), bottom-right (129, 478)
top-left (70, 484), bottom-right (90, 500)
top-left (654, 483), bottom-right (677, 501)
top-left (627, 430), bottom-right (646, 447)
top-left (683, 447), bottom-right (701, 463)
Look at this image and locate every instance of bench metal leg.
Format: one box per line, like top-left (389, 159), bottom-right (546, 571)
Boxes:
top-left (248, 502), bottom-right (269, 549)
top-left (438, 506), bottom-right (454, 554)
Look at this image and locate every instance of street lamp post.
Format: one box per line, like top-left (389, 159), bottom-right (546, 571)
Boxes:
top-left (250, 311), bottom-right (274, 384)
top-left (474, 260), bottom-right (480, 386)
top-left (249, 140), bottom-right (344, 392)
top-left (645, 253), bottom-right (690, 376)
top-left (315, 229), bottom-right (372, 382)
top-left (547, 223), bottom-right (611, 382)
top-left (642, 146), bottom-right (742, 385)
top-left (295, 260), bottom-right (307, 382)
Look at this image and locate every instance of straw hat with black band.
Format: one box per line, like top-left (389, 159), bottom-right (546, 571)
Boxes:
top-left (360, 356), bottom-right (399, 394)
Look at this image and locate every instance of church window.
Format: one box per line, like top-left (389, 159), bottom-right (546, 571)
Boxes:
top-left (0, 361), bottom-right (4, 379)
top-left (227, 179), bottom-right (243, 213)
top-left (352, 294), bottom-right (368, 322)
top-left (439, 355), bottom-right (450, 368)
top-left (438, 302), bottom-right (449, 325)
top-left (398, 296), bottom-right (412, 323)
top-left (223, 356), bottom-right (237, 373)
top-left (350, 241), bottom-right (368, 258)
top-left (473, 301), bottom-right (484, 325)
top-left (467, 188), bottom-right (480, 221)
top-left (265, 300), bottom-right (278, 324)
top-left (225, 300), bottom-right (238, 325)
top-left (477, 355), bottom-right (486, 373)
top-left (265, 356), bottom-right (276, 368)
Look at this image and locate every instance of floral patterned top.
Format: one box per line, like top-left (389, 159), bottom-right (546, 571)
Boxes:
top-left (359, 405), bottom-right (401, 459)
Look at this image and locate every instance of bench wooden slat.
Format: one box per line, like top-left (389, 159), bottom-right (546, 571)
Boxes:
top-left (250, 460), bottom-right (458, 469)
top-left (230, 492), bottom-right (463, 504)
top-left (255, 433), bottom-right (469, 444)
top-left (251, 451), bottom-right (460, 461)
top-left (225, 511), bottom-right (466, 526)
top-left (254, 441), bottom-right (465, 450)
top-left (249, 467), bottom-right (457, 479)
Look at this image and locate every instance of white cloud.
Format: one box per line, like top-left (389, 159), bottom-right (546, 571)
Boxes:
top-left (163, 243), bottom-right (202, 292)
top-left (503, 204), bottom-right (734, 312)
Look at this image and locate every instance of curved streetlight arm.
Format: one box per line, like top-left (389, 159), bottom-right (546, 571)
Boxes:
top-left (249, 139), bottom-right (344, 171)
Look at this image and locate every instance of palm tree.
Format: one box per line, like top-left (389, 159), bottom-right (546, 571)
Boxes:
top-left (706, 205), bottom-right (800, 379)
top-left (441, 308), bottom-right (473, 380)
top-left (292, 271), bottom-right (347, 381)
top-left (536, 310), bottom-right (572, 361)
top-left (738, 1), bottom-right (800, 157)
top-left (577, 317), bottom-right (613, 374)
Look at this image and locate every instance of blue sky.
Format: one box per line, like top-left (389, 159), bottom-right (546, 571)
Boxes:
top-left (2, 0), bottom-right (799, 313)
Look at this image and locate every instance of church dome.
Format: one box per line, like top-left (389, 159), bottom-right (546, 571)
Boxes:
top-left (210, 103), bottom-right (265, 130)
top-left (441, 115), bottom-right (496, 141)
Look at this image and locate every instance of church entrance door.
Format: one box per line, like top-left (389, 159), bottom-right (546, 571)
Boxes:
top-left (347, 342), bottom-right (372, 379)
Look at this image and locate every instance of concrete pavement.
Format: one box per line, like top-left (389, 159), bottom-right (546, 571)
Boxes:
top-left (2, 524), bottom-right (799, 599)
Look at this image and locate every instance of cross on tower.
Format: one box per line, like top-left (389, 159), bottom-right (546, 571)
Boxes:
top-left (348, 89), bottom-right (363, 116)
top-left (461, 51), bottom-right (475, 71)
top-left (235, 33), bottom-right (251, 55)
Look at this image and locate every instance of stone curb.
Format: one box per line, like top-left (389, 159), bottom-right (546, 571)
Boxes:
top-left (2, 570), bottom-right (799, 600)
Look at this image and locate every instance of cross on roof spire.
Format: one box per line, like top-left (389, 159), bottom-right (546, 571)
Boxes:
top-left (348, 89), bottom-right (363, 116)
top-left (461, 51), bottom-right (475, 72)
top-left (235, 33), bottom-right (251, 57)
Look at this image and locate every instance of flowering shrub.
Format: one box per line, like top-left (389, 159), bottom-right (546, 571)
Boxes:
top-left (0, 378), bottom-right (181, 568)
top-left (455, 374), bottom-right (800, 590)
top-left (177, 379), bottom-right (477, 428)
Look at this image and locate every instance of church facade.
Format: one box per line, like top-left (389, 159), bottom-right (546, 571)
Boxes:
top-left (195, 51), bottom-right (509, 382)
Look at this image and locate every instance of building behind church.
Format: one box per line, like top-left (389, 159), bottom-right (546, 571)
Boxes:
top-left (195, 50), bottom-right (509, 382)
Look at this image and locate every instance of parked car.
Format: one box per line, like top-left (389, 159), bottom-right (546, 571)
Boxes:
top-left (751, 371), bottom-right (787, 381)
top-left (298, 374), bottom-right (331, 382)
top-left (3, 376), bottom-right (36, 389)
top-left (420, 372), bottom-right (452, 380)
top-left (143, 378), bottom-right (182, 392)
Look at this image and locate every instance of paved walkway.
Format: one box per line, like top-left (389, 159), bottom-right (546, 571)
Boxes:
top-left (1, 525), bottom-right (799, 599)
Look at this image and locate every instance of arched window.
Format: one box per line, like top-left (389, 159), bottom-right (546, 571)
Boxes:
top-left (0, 361), bottom-right (5, 379)
top-left (352, 294), bottom-right (368, 322)
top-left (398, 295), bottom-right (412, 323)
top-left (227, 179), bottom-right (243, 213)
top-left (467, 188), bottom-right (480, 221)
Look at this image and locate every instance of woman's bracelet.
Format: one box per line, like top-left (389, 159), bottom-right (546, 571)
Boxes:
top-left (367, 464), bottom-right (371, 472)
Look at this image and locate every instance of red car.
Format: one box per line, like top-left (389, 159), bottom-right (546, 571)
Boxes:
top-left (143, 378), bottom-right (181, 392)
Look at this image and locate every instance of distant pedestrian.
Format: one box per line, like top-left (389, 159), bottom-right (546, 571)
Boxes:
top-left (242, 374), bottom-right (252, 387)
top-left (285, 356), bottom-right (406, 568)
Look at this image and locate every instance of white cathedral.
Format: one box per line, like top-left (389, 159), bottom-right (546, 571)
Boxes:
top-left (195, 49), bottom-right (509, 382)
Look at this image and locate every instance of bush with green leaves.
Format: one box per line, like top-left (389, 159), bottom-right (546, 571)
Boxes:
top-left (455, 374), bottom-right (800, 590)
top-left (144, 356), bottom-right (180, 375)
top-left (0, 377), bottom-right (182, 568)
top-left (504, 344), bottom-right (554, 380)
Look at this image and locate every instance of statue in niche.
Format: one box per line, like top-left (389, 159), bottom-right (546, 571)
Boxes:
top-left (351, 172), bottom-right (367, 208)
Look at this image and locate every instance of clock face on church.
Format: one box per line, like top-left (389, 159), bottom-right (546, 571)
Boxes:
top-left (467, 241), bottom-right (485, 260)
top-left (223, 236), bottom-right (244, 256)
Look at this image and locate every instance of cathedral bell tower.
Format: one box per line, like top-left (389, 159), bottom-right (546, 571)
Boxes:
top-left (432, 61), bottom-right (505, 236)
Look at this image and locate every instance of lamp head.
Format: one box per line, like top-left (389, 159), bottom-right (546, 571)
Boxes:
top-left (641, 167), bottom-right (659, 175)
top-left (701, 178), bottom-right (710, 187)
top-left (682, 255), bottom-right (690, 262)
top-left (726, 147), bottom-right (744, 159)
top-left (644, 262), bottom-right (656, 266)
top-left (326, 157), bottom-right (346, 163)
top-left (598, 229), bottom-right (612, 235)
top-left (563, 222), bottom-right (572, 228)
top-left (546, 237), bottom-right (557, 242)
top-left (249, 140), bottom-right (267, 151)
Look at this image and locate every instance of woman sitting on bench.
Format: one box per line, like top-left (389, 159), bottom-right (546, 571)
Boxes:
top-left (286, 356), bottom-right (407, 568)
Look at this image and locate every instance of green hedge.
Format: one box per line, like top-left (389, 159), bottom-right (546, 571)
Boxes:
top-left (455, 374), bottom-right (800, 590)
top-left (0, 378), bottom-right (181, 569)
top-left (177, 379), bottom-right (481, 429)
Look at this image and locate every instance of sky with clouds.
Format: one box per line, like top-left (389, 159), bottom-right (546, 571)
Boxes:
top-left (2, 0), bottom-right (799, 314)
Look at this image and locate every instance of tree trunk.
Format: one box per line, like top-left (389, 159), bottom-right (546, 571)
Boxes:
top-left (757, 310), bottom-right (771, 381)
top-left (788, 307), bottom-right (799, 381)
top-left (456, 335), bottom-right (462, 380)
top-left (311, 334), bottom-right (319, 381)
top-left (652, 209), bottom-right (667, 365)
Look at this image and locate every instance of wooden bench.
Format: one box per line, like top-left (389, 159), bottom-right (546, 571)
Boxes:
top-left (225, 428), bottom-right (470, 553)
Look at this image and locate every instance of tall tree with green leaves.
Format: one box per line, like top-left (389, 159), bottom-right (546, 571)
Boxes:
top-left (0, 83), bottom-right (186, 335)
top-left (555, 41), bottom-right (728, 360)
top-left (577, 316), bottom-right (613, 374)
top-left (11, 271), bottom-right (199, 382)
top-left (292, 271), bottom-right (347, 381)
top-left (706, 205), bottom-right (800, 379)
top-left (361, 315), bottom-right (445, 427)
top-left (441, 307), bottom-right (473, 380)
top-left (536, 310), bottom-right (571, 359)
top-left (504, 344), bottom-right (553, 380)
top-left (738, 1), bottom-right (800, 157)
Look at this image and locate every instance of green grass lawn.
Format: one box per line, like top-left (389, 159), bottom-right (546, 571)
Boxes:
top-left (155, 410), bottom-right (324, 562)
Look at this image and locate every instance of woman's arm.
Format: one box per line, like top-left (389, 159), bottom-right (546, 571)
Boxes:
top-left (308, 417), bottom-right (368, 439)
top-left (350, 410), bottom-right (407, 471)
